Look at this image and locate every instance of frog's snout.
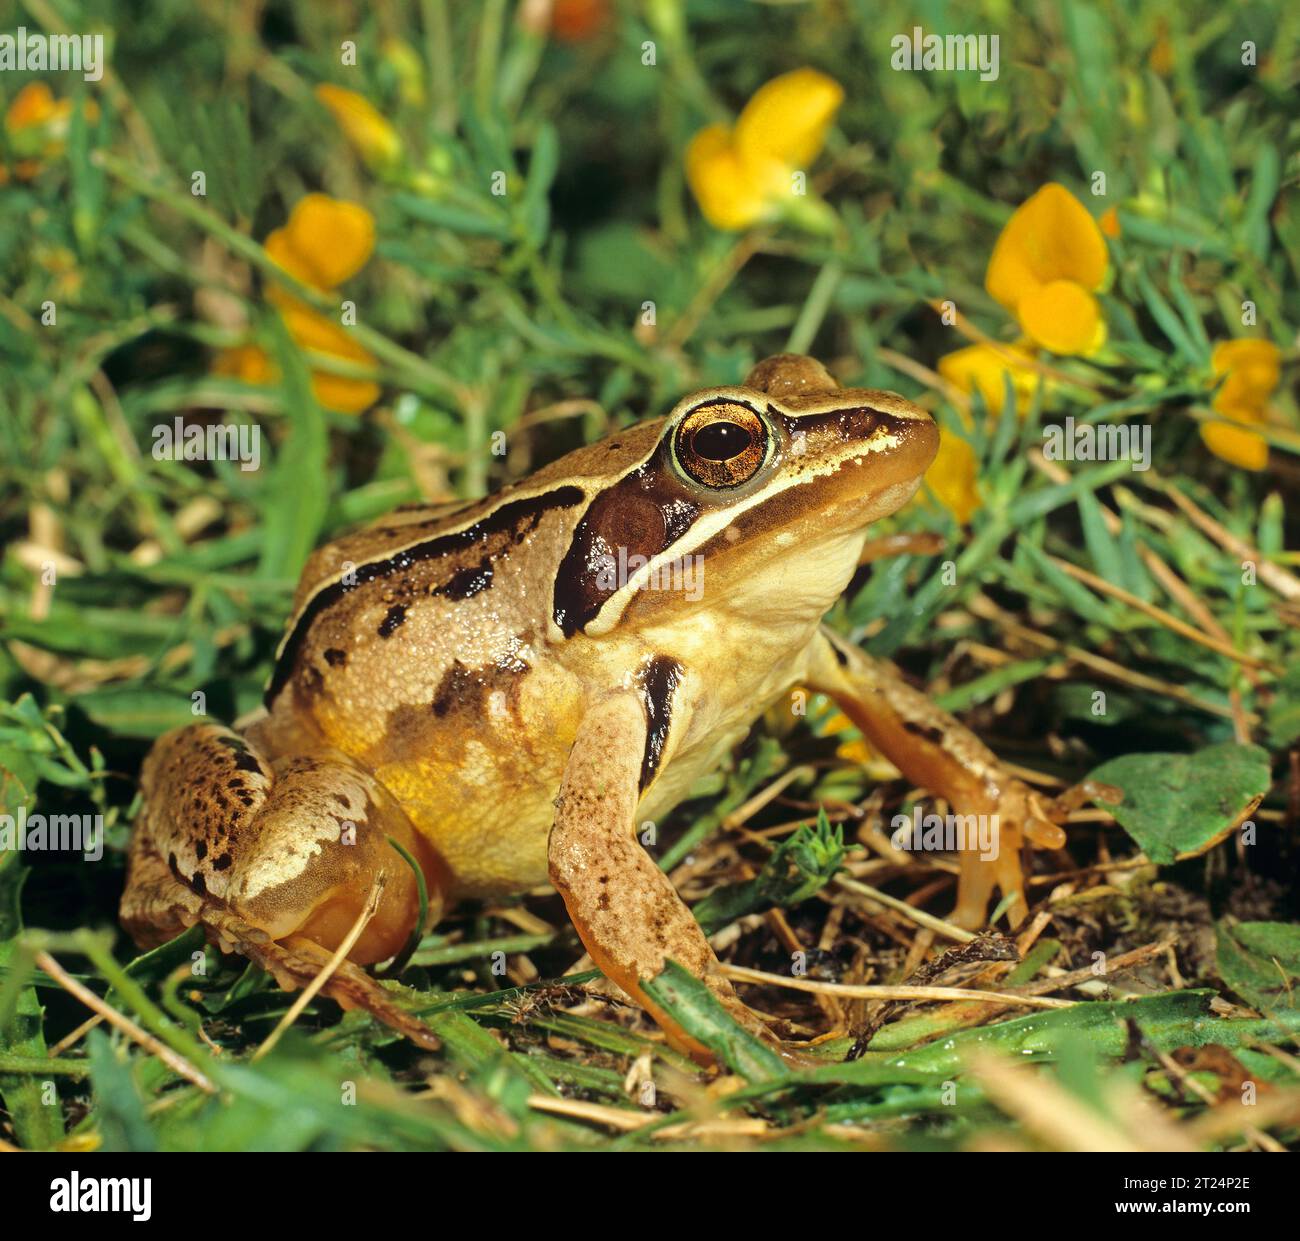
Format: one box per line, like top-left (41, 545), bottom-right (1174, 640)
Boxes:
top-left (878, 402), bottom-right (940, 477)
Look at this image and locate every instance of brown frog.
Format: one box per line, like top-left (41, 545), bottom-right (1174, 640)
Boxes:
top-left (122, 354), bottom-right (1098, 1061)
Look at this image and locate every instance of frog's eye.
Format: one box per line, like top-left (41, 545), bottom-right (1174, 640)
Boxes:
top-left (672, 401), bottom-right (770, 489)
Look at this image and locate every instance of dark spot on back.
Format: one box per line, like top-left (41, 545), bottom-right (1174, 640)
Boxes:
top-left (267, 487), bottom-right (583, 704)
top-left (432, 561), bottom-right (493, 600)
top-left (324, 648), bottom-right (347, 667)
top-left (378, 604), bottom-right (408, 638)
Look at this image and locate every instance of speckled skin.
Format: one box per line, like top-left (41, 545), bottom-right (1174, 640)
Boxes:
top-left (123, 354), bottom-right (1088, 1057)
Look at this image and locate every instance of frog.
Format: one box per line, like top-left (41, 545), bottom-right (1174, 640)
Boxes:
top-left (122, 353), bottom-right (1103, 1062)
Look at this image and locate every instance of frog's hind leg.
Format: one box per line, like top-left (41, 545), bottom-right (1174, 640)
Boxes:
top-left (806, 628), bottom-right (1112, 929)
top-left (123, 722), bottom-right (447, 1048)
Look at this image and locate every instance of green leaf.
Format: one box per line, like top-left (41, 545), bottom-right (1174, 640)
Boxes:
top-left (1216, 921), bottom-right (1300, 1013)
top-left (1265, 662), bottom-right (1300, 748)
top-left (1016, 537), bottom-right (1116, 627)
top-left (519, 121), bottom-right (557, 246)
top-left (426, 1009), bottom-right (557, 1095)
top-left (1243, 144), bottom-right (1280, 260)
top-left (692, 809), bottom-right (844, 934)
top-left (1087, 743), bottom-right (1271, 863)
top-left (641, 961), bottom-right (788, 1084)
top-left (258, 315), bottom-right (329, 580)
top-left (812, 991), bottom-right (1300, 1085)
top-left (69, 685), bottom-right (200, 739)
top-left (0, 853), bottom-right (63, 1148)
top-left (1135, 268), bottom-right (1200, 360)
top-left (87, 1027), bottom-right (158, 1152)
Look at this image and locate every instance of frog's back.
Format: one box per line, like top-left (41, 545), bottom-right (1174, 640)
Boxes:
top-left (259, 421), bottom-right (665, 895)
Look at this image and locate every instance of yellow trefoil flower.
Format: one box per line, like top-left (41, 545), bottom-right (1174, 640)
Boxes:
top-left (278, 302), bottom-right (382, 415)
top-left (315, 84), bottom-right (402, 171)
top-left (685, 68), bottom-right (843, 231)
top-left (213, 343), bottom-right (276, 386)
top-left (924, 426), bottom-right (979, 526)
top-left (264, 193), bottom-right (375, 293)
top-left (985, 183), bottom-right (1109, 355)
top-left (924, 342), bottom-right (1040, 524)
top-left (1200, 339), bottom-right (1280, 472)
top-left (216, 195), bottom-right (381, 415)
top-left (938, 341), bottom-right (1040, 418)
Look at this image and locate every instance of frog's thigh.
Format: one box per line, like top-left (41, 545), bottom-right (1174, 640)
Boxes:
top-left (125, 723), bottom-right (445, 965)
top-left (807, 627), bottom-right (1070, 929)
top-left (120, 819), bottom-right (207, 948)
top-left (548, 693), bottom-right (770, 1063)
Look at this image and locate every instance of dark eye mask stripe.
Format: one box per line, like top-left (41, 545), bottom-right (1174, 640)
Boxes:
top-left (552, 445), bottom-right (700, 637)
top-left (267, 486), bottom-right (583, 705)
top-left (774, 404), bottom-right (882, 443)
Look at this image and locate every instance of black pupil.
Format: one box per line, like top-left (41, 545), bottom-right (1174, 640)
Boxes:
top-left (692, 420), bottom-right (753, 461)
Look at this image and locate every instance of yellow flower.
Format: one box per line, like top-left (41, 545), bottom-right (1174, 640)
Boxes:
top-left (4, 82), bottom-right (98, 177)
top-left (1199, 339), bottom-right (1280, 471)
top-left (816, 706), bottom-right (900, 778)
top-left (685, 125), bottom-right (771, 231)
top-left (265, 193), bottom-right (375, 292)
top-left (217, 196), bottom-right (381, 415)
top-left (938, 341), bottom-right (1040, 417)
top-left (214, 343), bottom-right (277, 385)
top-left (315, 84), bottom-right (402, 171)
top-left (215, 325), bottom-right (378, 417)
top-left (985, 183), bottom-right (1109, 355)
top-left (685, 68), bottom-right (843, 231)
top-left (734, 68), bottom-right (844, 172)
top-left (278, 303), bottom-right (381, 415)
top-left (924, 428), bottom-right (980, 525)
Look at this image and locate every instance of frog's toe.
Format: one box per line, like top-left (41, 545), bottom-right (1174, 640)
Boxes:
top-left (952, 774), bottom-right (1109, 929)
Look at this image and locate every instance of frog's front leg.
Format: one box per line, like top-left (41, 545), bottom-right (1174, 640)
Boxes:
top-left (548, 690), bottom-right (774, 1064)
top-left (807, 628), bottom-right (1105, 928)
top-left (122, 723), bottom-right (448, 1049)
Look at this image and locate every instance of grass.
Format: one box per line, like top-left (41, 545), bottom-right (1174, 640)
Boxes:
top-left (1, 0), bottom-right (1298, 1151)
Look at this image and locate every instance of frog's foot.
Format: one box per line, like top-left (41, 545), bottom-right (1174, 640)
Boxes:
top-left (199, 905), bottom-right (441, 1051)
top-left (549, 690), bottom-right (780, 1065)
top-left (122, 722), bottom-right (449, 1047)
top-left (808, 629), bottom-right (1113, 929)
